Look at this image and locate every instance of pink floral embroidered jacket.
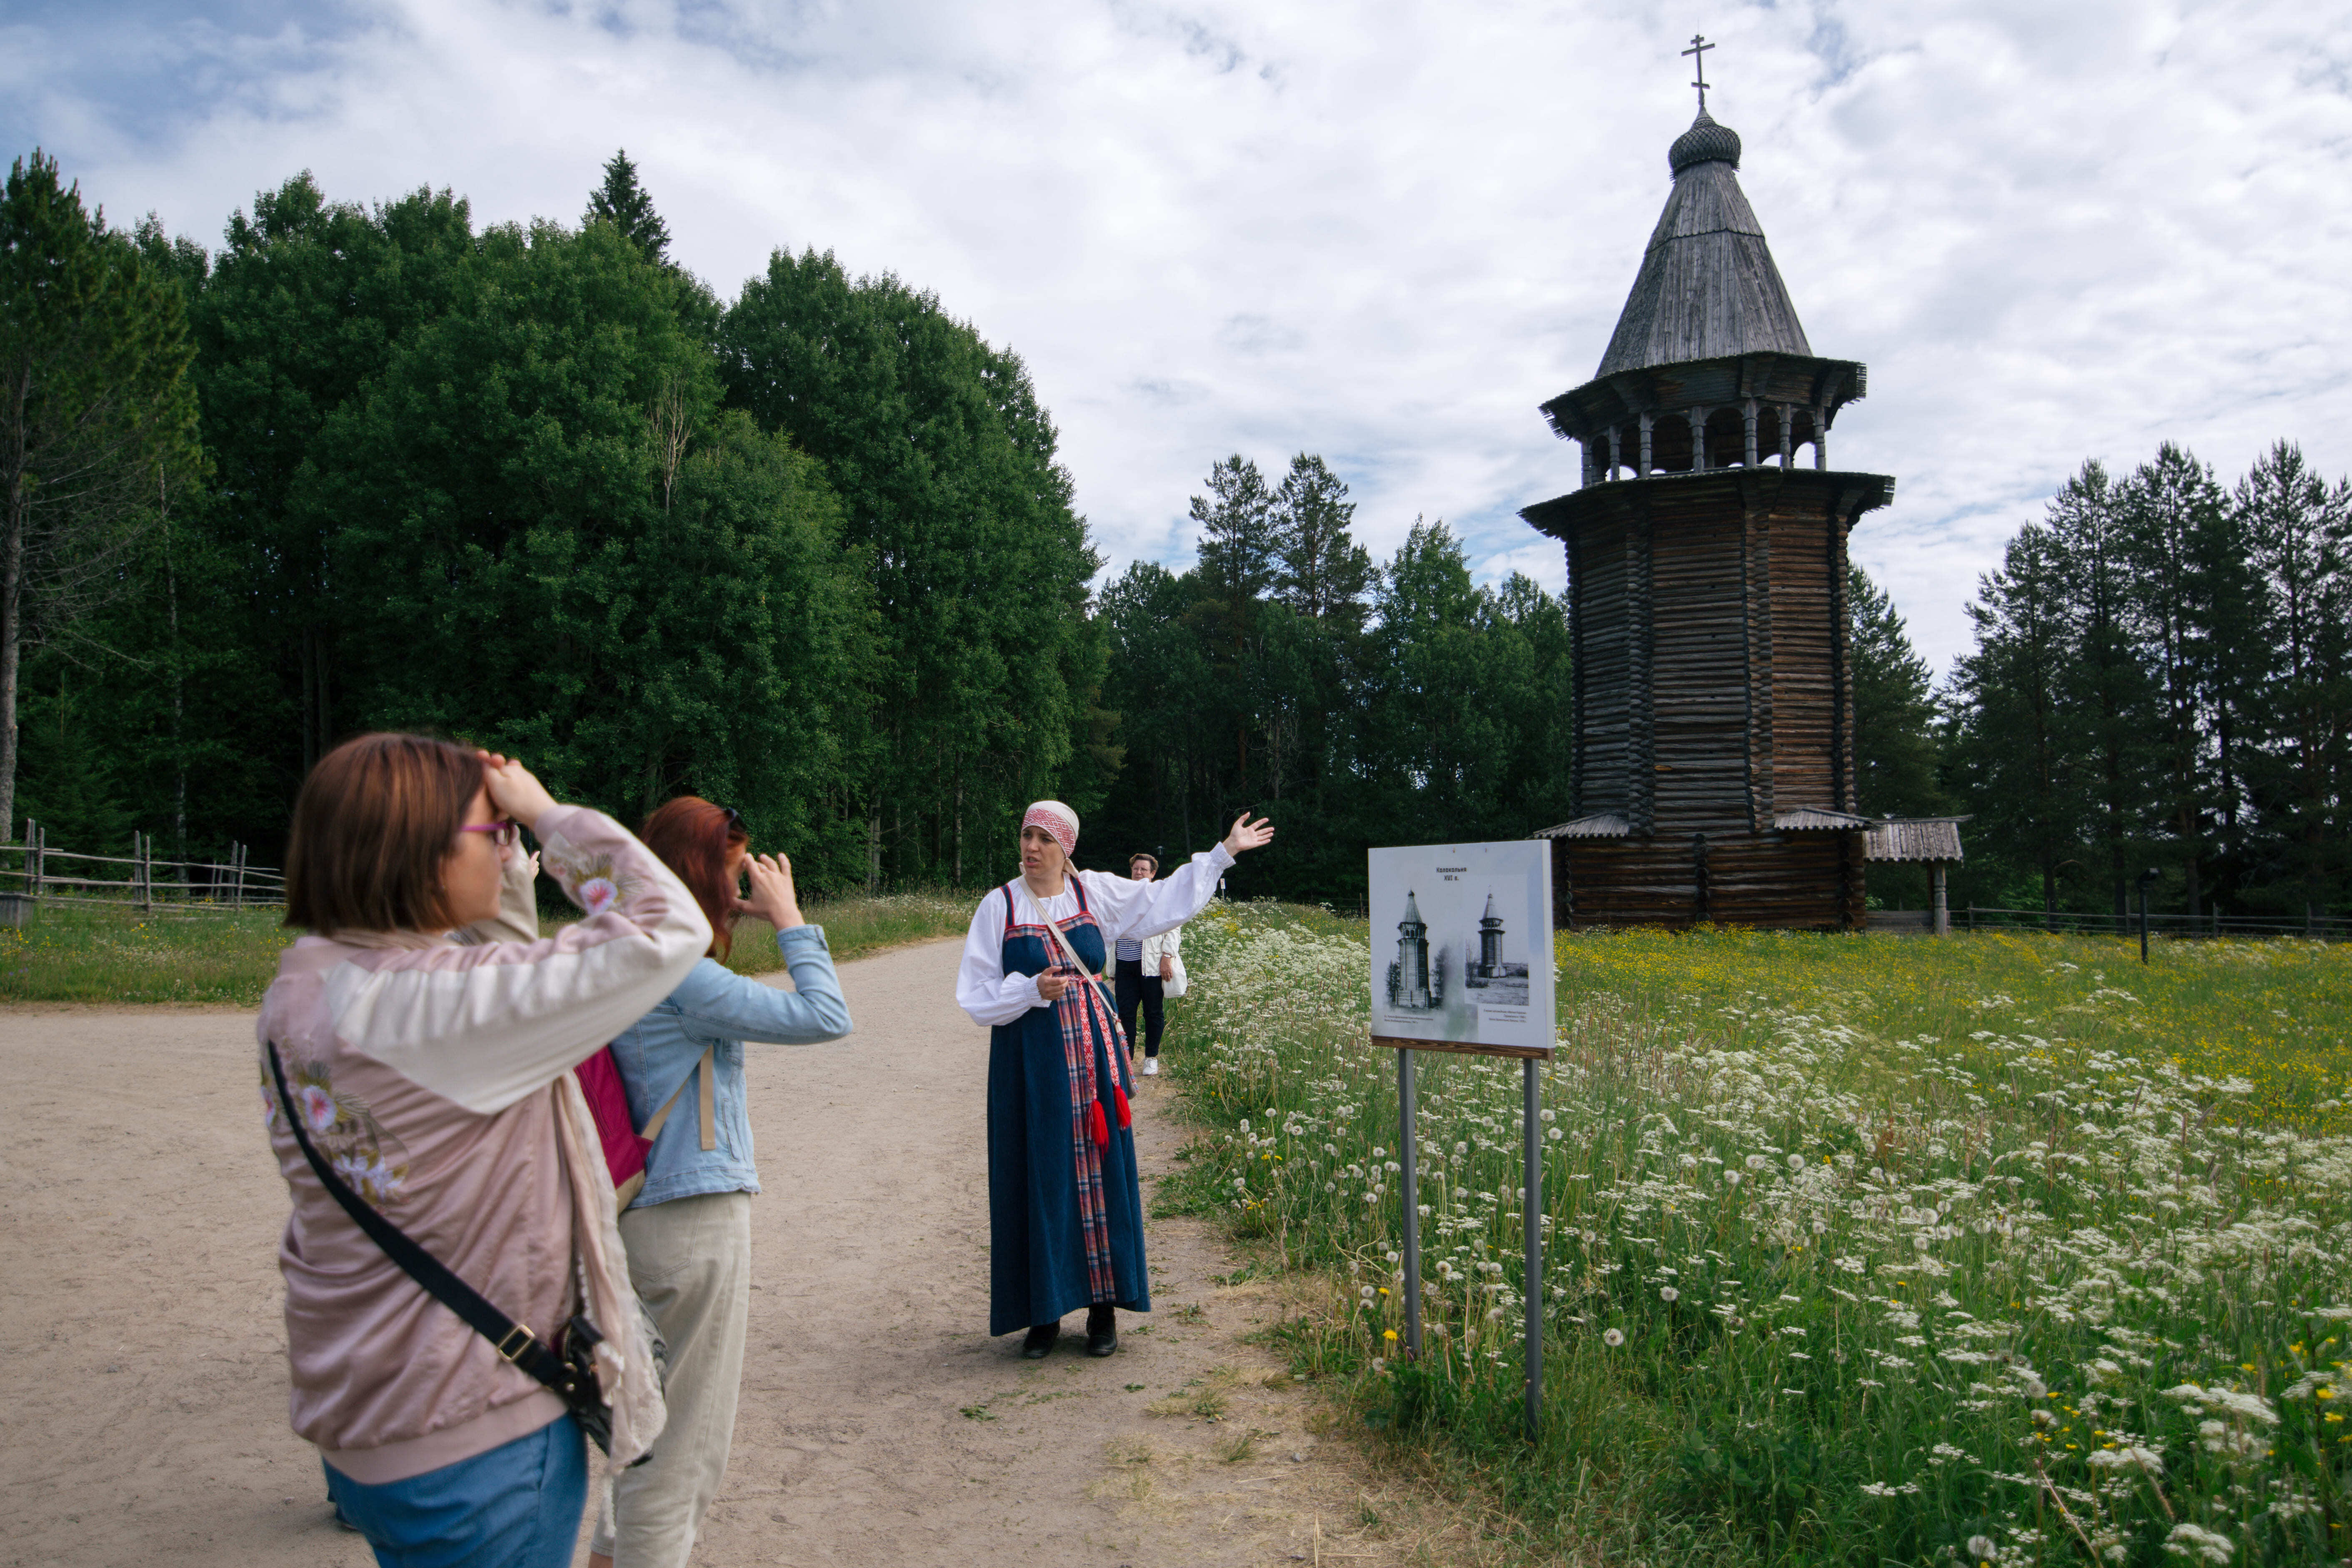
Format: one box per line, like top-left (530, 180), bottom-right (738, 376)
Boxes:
top-left (255, 805), bottom-right (711, 1483)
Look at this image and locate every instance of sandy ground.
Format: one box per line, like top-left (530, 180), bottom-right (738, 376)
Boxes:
top-left (0, 939), bottom-right (1421, 1568)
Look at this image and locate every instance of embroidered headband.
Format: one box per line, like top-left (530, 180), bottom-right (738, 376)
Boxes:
top-left (1021, 800), bottom-right (1079, 858)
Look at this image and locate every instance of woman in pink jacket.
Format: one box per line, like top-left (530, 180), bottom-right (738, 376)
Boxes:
top-left (258, 734), bottom-right (711, 1568)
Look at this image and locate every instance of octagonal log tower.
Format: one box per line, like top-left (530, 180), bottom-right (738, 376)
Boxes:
top-left (1522, 109), bottom-right (1893, 930)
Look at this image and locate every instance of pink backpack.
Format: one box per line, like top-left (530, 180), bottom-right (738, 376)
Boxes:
top-left (573, 1044), bottom-right (716, 1210)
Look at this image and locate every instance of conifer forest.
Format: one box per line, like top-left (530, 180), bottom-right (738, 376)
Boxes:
top-left (3, 149), bottom-right (2345, 923)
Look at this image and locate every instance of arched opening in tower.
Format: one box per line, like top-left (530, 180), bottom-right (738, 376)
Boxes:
top-left (1756, 405), bottom-right (1784, 464)
top-left (1790, 408), bottom-right (1819, 466)
top-left (1705, 407), bottom-right (1746, 469)
top-left (1650, 413), bottom-right (1694, 473)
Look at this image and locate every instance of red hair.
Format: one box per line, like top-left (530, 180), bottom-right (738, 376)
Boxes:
top-left (641, 797), bottom-right (751, 959)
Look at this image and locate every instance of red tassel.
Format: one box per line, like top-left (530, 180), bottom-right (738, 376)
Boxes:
top-left (1113, 1084), bottom-right (1132, 1129)
top-left (1090, 1099), bottom-right (1109, 1148)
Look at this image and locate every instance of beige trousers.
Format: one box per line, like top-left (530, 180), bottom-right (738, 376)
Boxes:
top-left (591, 1191), bottom-right (754, 1568)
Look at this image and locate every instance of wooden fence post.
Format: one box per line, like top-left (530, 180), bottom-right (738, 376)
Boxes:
top-left (29, 821), bottom-right (43, 906)
top-left (232, 842), bottom-right (247, 907)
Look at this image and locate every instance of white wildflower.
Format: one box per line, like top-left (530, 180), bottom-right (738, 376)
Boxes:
top-left (1602, 1328), bottom-right (1625, 1347)
top-left (2162, 1522), bottom-right (2235, 1563)
top-left (2086, 1446), bottom-right (2165, 1475)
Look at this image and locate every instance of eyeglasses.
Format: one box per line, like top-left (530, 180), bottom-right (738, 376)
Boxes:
top-left (461, 821), bottom-right (522, 849)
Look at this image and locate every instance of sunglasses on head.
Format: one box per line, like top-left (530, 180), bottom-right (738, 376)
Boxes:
top-left (460, 821), bottom-right (522, 849)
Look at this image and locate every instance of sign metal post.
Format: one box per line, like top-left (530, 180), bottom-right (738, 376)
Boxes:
top-left (1365, 830), bottom-right (1556, 1445)
top-left (1370, 1035), bottom-right (1550, 1440)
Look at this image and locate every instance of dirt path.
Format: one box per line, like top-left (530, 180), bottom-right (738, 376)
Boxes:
top-left (0, 939), bottom-right (1416, 1568)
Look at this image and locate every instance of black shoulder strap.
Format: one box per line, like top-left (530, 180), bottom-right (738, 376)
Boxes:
top-left (266, 1042), bottom-right (574, 1394)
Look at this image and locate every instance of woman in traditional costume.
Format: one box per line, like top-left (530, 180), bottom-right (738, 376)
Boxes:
top-left (955, 800), bottom-right (1272, 1358)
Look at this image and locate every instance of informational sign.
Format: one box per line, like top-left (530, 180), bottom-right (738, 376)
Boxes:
top-left (1364, 838), bottom-right (1558, 1439)
top-left (1367, 839), bottom-right (1555, 1056)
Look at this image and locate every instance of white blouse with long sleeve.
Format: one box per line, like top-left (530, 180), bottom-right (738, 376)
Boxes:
top-left (954, 845), bottom-right (1234, 1027)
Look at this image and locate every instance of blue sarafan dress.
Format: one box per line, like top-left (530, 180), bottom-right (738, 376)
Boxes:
top-left (955, 850), bottom-right (1235, 1337)
top-left (992, 880), bottom-right (1143, 1333)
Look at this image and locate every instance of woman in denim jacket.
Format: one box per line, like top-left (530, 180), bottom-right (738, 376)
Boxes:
top-left (588, 798), bottom-right (852, 1568)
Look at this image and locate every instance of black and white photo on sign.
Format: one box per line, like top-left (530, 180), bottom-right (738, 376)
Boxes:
top-left (1366, 841), bottom-right (1554, 1052)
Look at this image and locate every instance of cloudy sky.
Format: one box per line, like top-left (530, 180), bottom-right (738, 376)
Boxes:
top-left (9, 0), bottom-right (2351, 676)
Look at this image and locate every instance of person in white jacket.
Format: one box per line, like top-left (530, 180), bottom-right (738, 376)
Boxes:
top-left (1112, 852), bottom-right (1182, 1075)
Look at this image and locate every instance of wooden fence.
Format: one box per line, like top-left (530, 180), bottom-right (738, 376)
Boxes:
top-left (0, 821), bottom-right (283, 912)
top-left (1959, 904), bottom-right (2347, 943)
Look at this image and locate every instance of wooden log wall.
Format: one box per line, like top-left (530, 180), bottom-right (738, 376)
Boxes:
top-left (1645, 496), bottom-right (1749, 837)
top-left (1560, 831), bottom-right (1865, 930)
top-left (1767, 503), bottom-right (1839, 812)
top-left (1527, 465), bottom-right (1891, 931)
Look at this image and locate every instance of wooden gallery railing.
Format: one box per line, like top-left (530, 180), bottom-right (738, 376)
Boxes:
top-left (0, 821), bottom-right (284, 913)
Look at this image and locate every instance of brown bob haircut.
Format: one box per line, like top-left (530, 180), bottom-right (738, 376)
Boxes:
top-left (641, 797), bottom-right (751, 959)
top-left (284, 733), bottom-right (483, 935)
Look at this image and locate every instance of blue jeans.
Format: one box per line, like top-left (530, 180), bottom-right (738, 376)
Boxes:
top-left (324, 1414), bottom-right (587, 1568)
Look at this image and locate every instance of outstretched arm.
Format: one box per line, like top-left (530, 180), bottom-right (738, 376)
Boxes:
top-left (1090, 812), bottom-right (1276, 943)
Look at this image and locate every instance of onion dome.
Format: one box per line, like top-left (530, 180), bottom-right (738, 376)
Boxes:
top-left (1668, 110), bottom-right (1742, 173)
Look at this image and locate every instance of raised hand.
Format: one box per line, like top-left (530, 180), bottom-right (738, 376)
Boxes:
top-left (732, 852), bottom-right (804, 930)
top-left (477, 751), bottom-right (558, 831)
top-left (1220, 812), bottom-right (1274, 857)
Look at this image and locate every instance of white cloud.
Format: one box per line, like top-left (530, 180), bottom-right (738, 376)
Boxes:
top-left (9, 0), bottom-right (2352, 678)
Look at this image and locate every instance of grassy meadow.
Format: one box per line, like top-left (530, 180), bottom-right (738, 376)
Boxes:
top-left (0, 890), bottom-right (971, 1005)
top-left (1156, 909), bottom-right (2352, 1567)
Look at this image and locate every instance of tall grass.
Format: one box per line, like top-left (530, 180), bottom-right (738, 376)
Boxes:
top-left (0, 904), bottom-right (296, 1004)
top-left (1159, 909), bottom-right (2352, 1567)
top-left (722, 889), bottom-right (972, 974)
top-left (0, 889), bottom-right (971, 1006)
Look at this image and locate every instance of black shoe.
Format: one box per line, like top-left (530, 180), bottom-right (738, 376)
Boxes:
top-left (1085, 1305), bottom-right (1117, 1357)
top-left (1021, 1322), bottom-right (1060, 1358)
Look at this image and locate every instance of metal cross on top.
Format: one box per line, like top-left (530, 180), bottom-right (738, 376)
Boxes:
top-left (1683, 33), bottom-right (1716, 113)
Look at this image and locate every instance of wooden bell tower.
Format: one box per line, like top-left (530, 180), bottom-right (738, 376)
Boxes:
top-left (1523, 70), bottom-right (1894, 929)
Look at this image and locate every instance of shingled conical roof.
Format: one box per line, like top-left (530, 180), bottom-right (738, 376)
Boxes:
top-left (1594, 110), bottom-right (1812, 378)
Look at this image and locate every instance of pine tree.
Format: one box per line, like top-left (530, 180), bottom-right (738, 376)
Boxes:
top-left (2232, 441), bottom-right (2352, 929)
top-left (585, 149), bottom-right (671, 265)
top-left (1949, 522), bottom-right (2079, 912)
top-left (2117, 443), bottom-right (2231, 918)
top-left (1847, 565), bottom-right (1944, 819)
top-left (1272, 453), bottom-right (1373, 629)
top-left (2046, 461), bottom-right (2162, 916)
